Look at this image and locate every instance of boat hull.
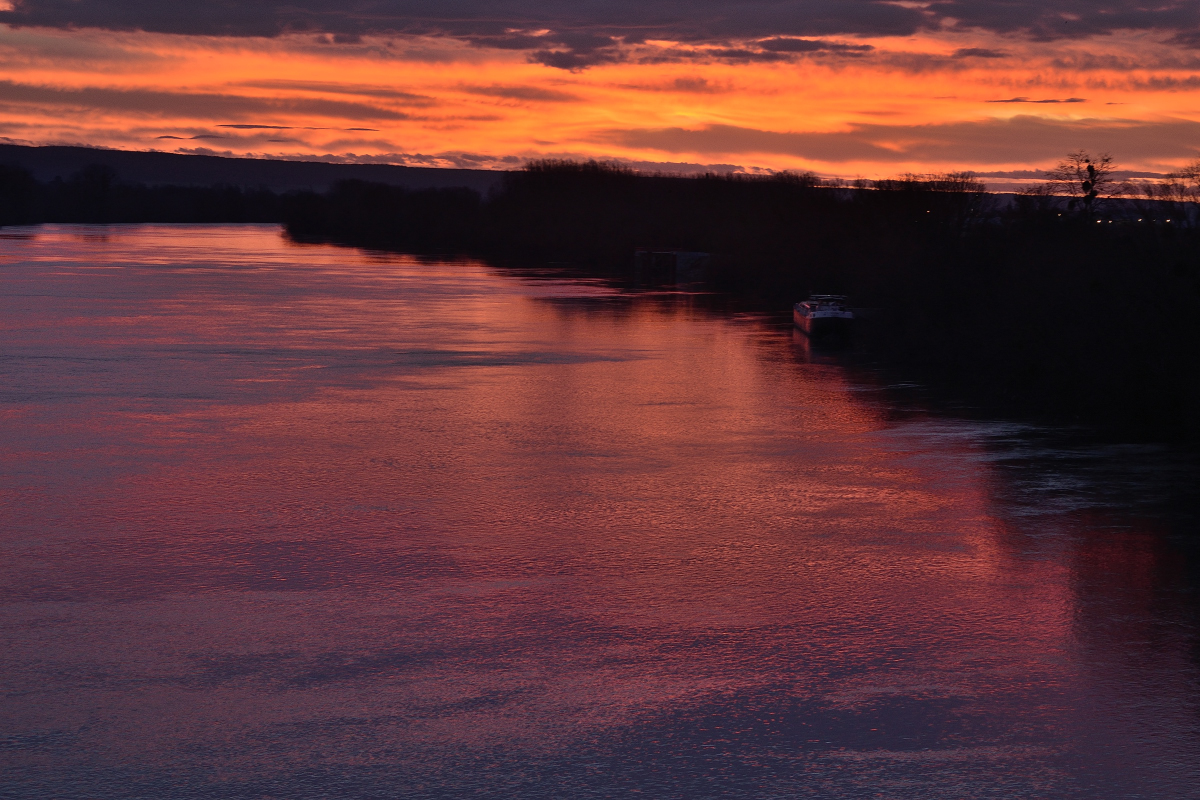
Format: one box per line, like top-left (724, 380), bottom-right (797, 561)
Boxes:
top-left (793, 309), bottom-right (854, 338)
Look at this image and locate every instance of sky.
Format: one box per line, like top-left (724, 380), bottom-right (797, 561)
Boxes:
top-left (2, 1), bottom-right (1200, 180)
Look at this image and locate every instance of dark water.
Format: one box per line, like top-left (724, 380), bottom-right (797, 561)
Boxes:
top-left (2, 224), bottom-right (1198, 799)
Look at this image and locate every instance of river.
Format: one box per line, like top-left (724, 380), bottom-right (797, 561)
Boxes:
top-left (2, 224), bottom-right (1198, 798)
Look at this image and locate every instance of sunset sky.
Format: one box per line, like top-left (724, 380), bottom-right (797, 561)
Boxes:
top-left (3, 1), bottom-right (1200, 179)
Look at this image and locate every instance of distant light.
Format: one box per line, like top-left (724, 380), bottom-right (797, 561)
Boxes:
top-left (1096, 219), bottom-right (1102, 223)
top-left (1167, 219), bottom-right (1172, 222)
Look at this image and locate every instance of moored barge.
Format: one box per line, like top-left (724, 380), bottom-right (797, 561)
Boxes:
top-left (793, 295), bottom-right (854, 337)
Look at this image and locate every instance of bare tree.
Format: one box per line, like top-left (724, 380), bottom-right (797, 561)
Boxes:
top-left (1128, 158), bottom-right (1200, 226)
top-left (1133, 175), bottom-right (1194, 204)
top-left (1171, 158), bottom-right (1200, 186)
top-left (1046, 150), bottom-right (1120, 212)
top-left (1151, 158), bottom-right (1200, 204)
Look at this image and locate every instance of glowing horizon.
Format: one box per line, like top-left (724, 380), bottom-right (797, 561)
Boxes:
top-left (3, 7), bottom-right (1200, 183)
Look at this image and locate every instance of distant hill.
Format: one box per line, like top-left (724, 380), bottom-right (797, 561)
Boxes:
top-left (0, 145), bottom-right (505, 193)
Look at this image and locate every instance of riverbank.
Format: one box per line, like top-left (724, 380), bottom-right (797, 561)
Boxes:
top-left (285, 162), bottom-right (1200, 442)
top-left (4, 158), bottom-right (1198, 440)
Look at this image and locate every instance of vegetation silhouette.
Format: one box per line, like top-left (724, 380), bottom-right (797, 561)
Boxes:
top-left (0, 163), bottom-right (282, 224)
top-left (2, 157), bottom-right (1198, 440)
top-left (1046, 150), bottom-right (1119, 213)
top-left (284, 158), bottom-right (1200, 440)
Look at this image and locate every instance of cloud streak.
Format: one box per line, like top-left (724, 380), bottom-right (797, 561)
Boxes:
top-left (987, 97), bottom-right (1087, 103)
top-left (601, 117), bottom-right (1200, 165)
top-left (460, 84), bottom-right (581, 102)
top-left (235, 80), bottom-right (437, 105)
top-left (0, 80), bottom-right (409, 120)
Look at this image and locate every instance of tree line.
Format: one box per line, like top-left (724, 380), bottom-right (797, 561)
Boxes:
top-left (0, 163), bottom-right (283, 225)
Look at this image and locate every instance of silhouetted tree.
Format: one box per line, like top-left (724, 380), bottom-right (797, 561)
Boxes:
top-left (1047, 150), bottom-right (1119, 214)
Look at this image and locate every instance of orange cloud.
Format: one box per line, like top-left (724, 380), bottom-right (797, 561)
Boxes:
top-left (2, 24), bottom-right (1200, 177)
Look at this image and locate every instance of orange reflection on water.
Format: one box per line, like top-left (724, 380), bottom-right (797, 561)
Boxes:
top-left (1, 225), bottom-right (1197, 796)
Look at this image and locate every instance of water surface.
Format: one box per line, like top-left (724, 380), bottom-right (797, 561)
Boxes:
top-left (2, 225), bottom-right (1198, 798)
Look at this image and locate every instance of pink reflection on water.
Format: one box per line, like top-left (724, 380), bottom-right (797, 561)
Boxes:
top-left (1, 225), bottom-right (1197, 797)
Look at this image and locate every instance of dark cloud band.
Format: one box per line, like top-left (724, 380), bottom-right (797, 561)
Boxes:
top-left (3, 1), bottom-right (1199, 69)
